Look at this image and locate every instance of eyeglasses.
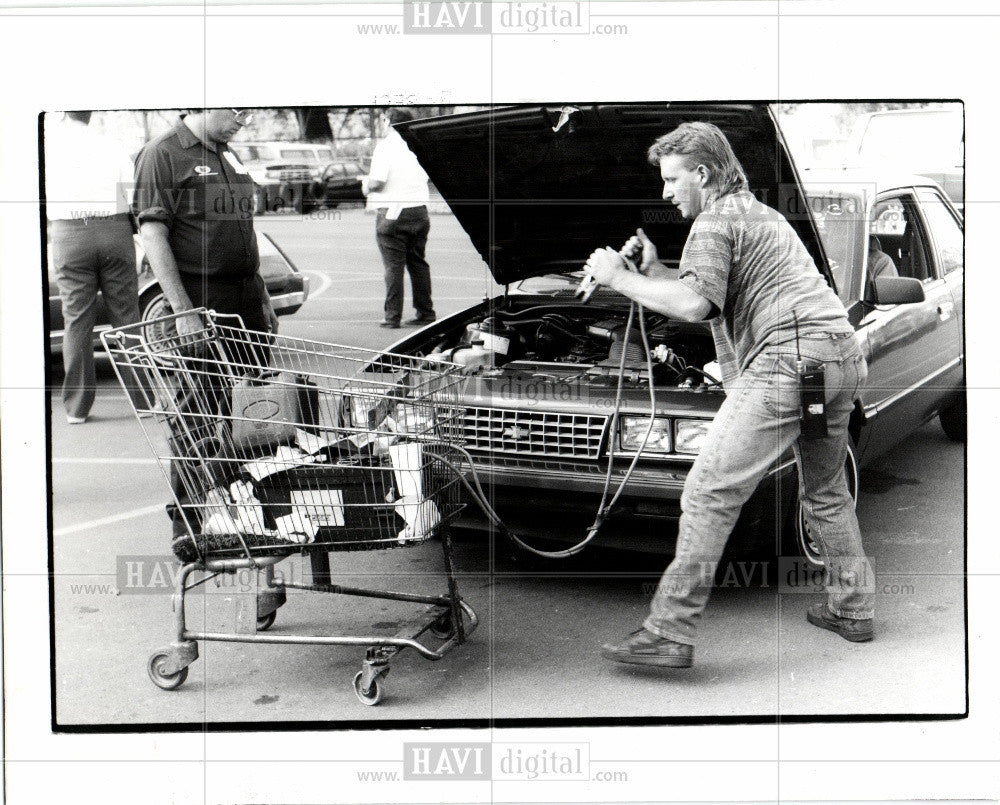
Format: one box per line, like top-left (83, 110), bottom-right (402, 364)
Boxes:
top-left (230, 109), bottom-right (253, 125)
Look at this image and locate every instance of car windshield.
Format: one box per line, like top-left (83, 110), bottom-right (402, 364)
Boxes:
top-left (858, 112), bottom-right (963, 165)
top-left (231, 146), bottom-right (257, 161)
top-left (804, 189), bottom-right (867, 303)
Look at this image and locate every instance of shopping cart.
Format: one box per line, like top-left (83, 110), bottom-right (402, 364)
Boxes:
top-left (101, 308), bottom-right (477, 706)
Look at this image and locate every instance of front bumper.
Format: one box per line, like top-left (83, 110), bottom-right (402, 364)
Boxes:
top-left (266, 274), bottom-right (309, 315)
top-left (453, 453), bottom-right (797, 554)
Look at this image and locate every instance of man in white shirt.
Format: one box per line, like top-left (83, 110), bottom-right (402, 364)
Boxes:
top-left (363, 108), bottom-right (435, 328)
top-left (46, 111), bottom-right (146, 424)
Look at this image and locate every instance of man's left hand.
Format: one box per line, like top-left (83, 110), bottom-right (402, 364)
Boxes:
top-left (584, 247), bottom-right (629, 288)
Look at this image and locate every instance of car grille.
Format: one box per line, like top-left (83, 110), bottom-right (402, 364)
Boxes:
top-left (279, 169), bottom-right (311, 182)
top-left (445, 408), bottom-right (609, 460)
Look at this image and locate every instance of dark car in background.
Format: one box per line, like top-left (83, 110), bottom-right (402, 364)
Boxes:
top-left (312, 161), bottom-right (366, 208)
top-left (380, 103), bottom-right (964, 565)
top-left (48, 229), bottom-right (309, 352)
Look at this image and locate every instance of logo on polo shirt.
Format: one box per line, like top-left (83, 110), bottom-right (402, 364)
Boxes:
top-left (194, 165), bottom-right (218, 176)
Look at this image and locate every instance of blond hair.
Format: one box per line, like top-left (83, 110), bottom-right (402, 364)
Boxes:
top-left (647, 122), bottom-right (748, 199)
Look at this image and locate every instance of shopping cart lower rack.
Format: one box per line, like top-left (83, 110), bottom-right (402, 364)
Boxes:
top-left (102, 309), bottom-right (477, 706)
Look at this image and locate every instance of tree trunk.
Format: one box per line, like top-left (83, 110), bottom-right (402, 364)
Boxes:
top-left (295, 108), bottom-right (334, 142)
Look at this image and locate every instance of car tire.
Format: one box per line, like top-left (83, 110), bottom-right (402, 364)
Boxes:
top-left (785, 439), bottom-right (860, 569)
top-left (939, 394), bottom-right (966, 442)
top-left (138, 286), bottom-right (178, 346)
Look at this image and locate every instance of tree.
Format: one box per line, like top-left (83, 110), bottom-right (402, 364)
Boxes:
top-left (294, 108), bottom-right (334, 142)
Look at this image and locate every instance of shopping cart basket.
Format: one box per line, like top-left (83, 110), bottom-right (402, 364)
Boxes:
top-left (101, 308), bottom-right (477, 706)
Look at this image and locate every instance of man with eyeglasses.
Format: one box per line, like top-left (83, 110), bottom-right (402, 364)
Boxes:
top-left (132, 108), bottom-right (279, 553)
top-left (133, 108), bottom-right (278, 340)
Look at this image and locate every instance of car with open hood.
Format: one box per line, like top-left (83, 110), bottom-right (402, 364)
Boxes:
top-left (382, 103), bottom-right (964, 564)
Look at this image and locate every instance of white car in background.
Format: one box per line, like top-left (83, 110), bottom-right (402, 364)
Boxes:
top-left (230, 141), bottom-right (336, 214)
top-left (848, 107), bottom-right (964, 210)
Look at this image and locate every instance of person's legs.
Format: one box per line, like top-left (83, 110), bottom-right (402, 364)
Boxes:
top-left (643, 350), bottom-right (801, 645)
top-left (375, 211), bottom-right (406, 324)
top-left (402, 208), bottom-right (434, 320)
top-left (97, 219), bottom-right (152, 410)
top-left (53, 224), bottom-right (99, 420)
top-left (793, 341), bottom-right (875, 619)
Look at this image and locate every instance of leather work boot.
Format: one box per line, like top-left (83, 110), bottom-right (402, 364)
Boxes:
top-left (806, 603), bottom-right (875, 642)
top-left (600, 628), bottom-right (694, 668)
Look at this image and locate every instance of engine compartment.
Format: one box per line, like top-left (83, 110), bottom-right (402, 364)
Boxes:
top-left (426, 303), bottom-right (721, 388)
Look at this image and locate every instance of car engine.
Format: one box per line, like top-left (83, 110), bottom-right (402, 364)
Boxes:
top-left (427, 305), bottom-right (721, 388)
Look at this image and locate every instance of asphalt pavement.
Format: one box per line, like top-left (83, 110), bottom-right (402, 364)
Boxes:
top-left (48, 209), bottom-right (967, 726)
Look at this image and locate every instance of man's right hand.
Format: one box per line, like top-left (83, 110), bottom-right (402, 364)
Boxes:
top-left (174, 310), bottom-right (203, 339)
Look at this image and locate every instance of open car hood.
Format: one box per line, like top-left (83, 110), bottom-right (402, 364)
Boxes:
top-left (397, 103), bottom-right (830, 287)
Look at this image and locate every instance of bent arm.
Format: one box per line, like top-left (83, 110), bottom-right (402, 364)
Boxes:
top-left (139, 222), bottom-right (192, 314)
top-left (608, 270), bottom-right (714, 322)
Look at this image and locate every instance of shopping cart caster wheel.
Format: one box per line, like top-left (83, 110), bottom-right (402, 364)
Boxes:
top-left (353, 670), bottom-right (385, 706)
top-left (256, 611), bottom-right (277, 631)
top-left (430, 612), bottom-right (456, 640)
top-left (148, 652), bottom-right (189, 691)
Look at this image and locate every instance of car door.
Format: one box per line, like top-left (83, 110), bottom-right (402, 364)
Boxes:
top-left (915, 187), bottom-right (965, 369)
top-left (855, 188), bottom-right (962, 461)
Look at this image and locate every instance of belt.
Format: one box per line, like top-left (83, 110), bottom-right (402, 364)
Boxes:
top-left (376, 204), bottom-right (427, 213)
top-left (180, 271), bottom-right (259, 285)
top-left (52, 212), bottom-right (131, 226)
top-left (798, 331), bottom-right (855, 340)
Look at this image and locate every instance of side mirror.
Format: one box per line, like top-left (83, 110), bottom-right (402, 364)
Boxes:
top-left (868, 276), bottom-right (926, 305)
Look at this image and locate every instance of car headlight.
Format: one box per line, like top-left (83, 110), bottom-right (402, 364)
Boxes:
top-left (619, 416), bottom-right (672, 454)
top-left (674, 419), bottom-right (711, 455)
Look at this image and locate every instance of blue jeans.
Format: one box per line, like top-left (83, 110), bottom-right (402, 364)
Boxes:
top-left (644, 333), bottom-right (874, 645)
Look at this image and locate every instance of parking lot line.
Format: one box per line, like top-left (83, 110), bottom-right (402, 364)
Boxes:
top-left (54, 503), bottom-right (163, 537)
top-left (301, 270), bottom-right (333, 301)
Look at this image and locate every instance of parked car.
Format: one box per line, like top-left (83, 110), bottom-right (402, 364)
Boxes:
top-left (312, 161), bottom-right (366, 208)
top-left (377, 103), bottom-right (964, 565)
top-left (47, 229), bottom-right (309, 352)
top-left (847, 107), bottom-right (964, 210)
top-left (229, 141), bottom-right (336, 214)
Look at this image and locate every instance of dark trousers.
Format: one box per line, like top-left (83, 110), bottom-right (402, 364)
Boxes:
top-left (52, 217), bottom-right (147, 418)
top-left (168, 272), bottom-right (272, 538)
top-left (375, 206), bottom-right (433, 323)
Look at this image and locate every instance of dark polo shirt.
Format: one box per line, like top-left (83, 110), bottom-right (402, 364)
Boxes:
top-left (132, 120), bottom-right (259, 279)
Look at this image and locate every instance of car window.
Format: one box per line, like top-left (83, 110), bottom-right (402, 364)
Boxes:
top-left (917, 190), bottom-right (964, 276)
top-left (870, 193), bottom-right (936, 283)
top-left (280, 148), bottom-right (314, 160)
